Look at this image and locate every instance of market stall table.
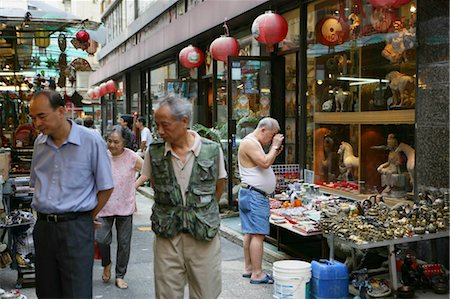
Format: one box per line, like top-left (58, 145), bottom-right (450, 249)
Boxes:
top-left (268, 216), bottom-right (326, 259)
top-left (323, 231), bottom-right (450, 290)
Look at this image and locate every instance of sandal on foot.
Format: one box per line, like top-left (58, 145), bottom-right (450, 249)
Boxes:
top-left (116, 278), bottom-right (128, 289)
top-left (102, 263), bottom-right (112, 283)
top-left (242, 273), bottom-right (252, 278)
top-left (250, 274), bottom-right (274, 284)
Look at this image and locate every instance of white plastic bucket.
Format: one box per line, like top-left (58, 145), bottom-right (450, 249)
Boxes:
top-left (273, 260), bottom-right (311, 299)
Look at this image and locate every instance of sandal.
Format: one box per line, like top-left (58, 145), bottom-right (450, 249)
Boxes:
top-left (102, 263), bottom-right (112, 283)
top-left (250, 274), bottom-right (274, 284)
top-left (116, 278), bottom-right (128, 289)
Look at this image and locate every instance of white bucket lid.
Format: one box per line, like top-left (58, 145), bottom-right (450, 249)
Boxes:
top-left (273, 260), bottom-right (311, 271)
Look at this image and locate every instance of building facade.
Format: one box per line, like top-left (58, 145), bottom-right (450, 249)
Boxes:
top-left (90, 0), bottom-right (449, 204)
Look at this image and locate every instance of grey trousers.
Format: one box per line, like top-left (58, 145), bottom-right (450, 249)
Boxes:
top-left (33, 214), bottom-right (94, 299)
top-left (95, 215), bottom-right (133, 279)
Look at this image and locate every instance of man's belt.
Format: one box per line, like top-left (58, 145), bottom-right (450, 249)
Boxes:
top-left (241, 183), bottom-right (267, 197)
top-left (37, 211), bottom-right (91, 223)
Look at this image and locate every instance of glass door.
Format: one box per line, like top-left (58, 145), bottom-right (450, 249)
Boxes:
top-left (227, 56), bottom-right (273, 206)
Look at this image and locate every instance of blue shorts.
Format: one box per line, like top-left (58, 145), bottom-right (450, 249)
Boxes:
top-left (238, 187), bottom-right (270, 235)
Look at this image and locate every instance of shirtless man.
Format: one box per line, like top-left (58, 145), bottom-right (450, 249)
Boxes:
top-left (237, 117), bottom-right (284, 284)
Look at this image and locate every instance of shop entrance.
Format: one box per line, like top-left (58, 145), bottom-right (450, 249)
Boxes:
top-left (226, 56), bottom-right (284, 207)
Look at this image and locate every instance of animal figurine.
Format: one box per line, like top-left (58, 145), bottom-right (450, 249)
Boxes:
top-left (385, 71), bottom-right (415, 108)
top-left (395, 142), bottom-right (415, 191)
top-left (334, 87), bottom-right (352, 112)
top-left (337, 141), bottom-right (359, 181)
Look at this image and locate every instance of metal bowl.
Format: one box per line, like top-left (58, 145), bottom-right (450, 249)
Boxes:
top-left (396, 286), bottom-right (415, 298)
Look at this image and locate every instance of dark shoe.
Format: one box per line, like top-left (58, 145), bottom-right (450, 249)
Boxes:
top-left (242, 273), bottom-right (251, 278)
top-left (250, 274), bottom-right (274, 284)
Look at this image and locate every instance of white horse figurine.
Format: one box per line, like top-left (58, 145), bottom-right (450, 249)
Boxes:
top-left (395, 142), bottom-right (415, 190)
top-left (337, 141), bottom-right (359, 181)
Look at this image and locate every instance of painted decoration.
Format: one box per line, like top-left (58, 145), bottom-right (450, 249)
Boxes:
top-left (94, 86), bottom-right (101, 98)
top-left (315, 16), bottom-right (350, 46)
top-left (179, 45), bottom-right (204, 68)
top-left (209, 36), bottom-right (239, 62)
top-left (252, 11), bottom-right (288, 47)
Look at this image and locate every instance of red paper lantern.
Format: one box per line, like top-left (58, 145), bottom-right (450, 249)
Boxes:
top-left (315, 16), bottom-right (350, 47)
top-left (368, 0), bottom-right (411, 8)
top-left (252, 11), bottom-right (288, 48)
top-left (116, 89), bottom-right (123, 97)
top-left (179, 45), bottom-right (204, 68)
top-left (86, 88), bottom-right (94, 99)
top-left (93, 86), bottom-right (101, 98)
top-left (106, 80), bottom-right (117, 94)
top-left (76, 30), bottom-right (90, 43)
top-left (209, 36), bottom-right (239, 62)
top-left (99, 83), bottom-right (107, 97)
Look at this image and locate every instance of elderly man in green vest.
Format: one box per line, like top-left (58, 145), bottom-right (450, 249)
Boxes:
top-left (136, 95), bottom-right (227, 299)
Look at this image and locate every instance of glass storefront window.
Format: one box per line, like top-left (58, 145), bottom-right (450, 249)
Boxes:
top-left (306, 0), bottom-right (417, 199)
top-left (150, 62), bottom-right (177, 101)
top-left (282, 9), bottom-right (300, 51)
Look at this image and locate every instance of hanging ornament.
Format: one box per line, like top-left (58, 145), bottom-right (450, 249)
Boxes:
top-left (86, 39), bottom-right (98, 55)
top-left (76, 30), bottom-right (90, 43)
top-left (210, 22), bottom-right (239, 62)
top-left (116, 89), bottom-right (123, 97)
top-left (368, 0), bottom-right (411, 8)
top-left (251, 11), bottom-right (288, 52)
top-left (70, 58), bottom-right (93, 71)
top-left (34, 30), bottom-right (50, 53)
top-left (178, 45), bottom-right (204, 68)
top-left (315, 16), bottom-right (350, 47)
top-left (71, 38), bottom-right (90, 50)
top-left (105, 80), bottom-right (117, 93)
top-left (58, 53), bottom-right (67, 70)
top-left (46, 56), bottom-right (57, 68)
top-left (58, 33), bottom-right (67, 52)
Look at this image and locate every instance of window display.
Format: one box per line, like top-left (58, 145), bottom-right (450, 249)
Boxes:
top-left (306, 0), bottom-right (417, 199)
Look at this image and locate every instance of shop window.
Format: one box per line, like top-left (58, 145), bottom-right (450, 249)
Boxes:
top-left (306, 0), bottom-right (417, 200)
top-left (281, 9), bottom-right (300, 51)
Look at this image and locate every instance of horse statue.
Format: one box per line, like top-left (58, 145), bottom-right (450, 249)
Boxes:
top-left (385, 71), bottom-right (415, 108)
top-left (395, 142), bottom-right (415, 191)
top-left (337, 141), bottom-right (359, 181)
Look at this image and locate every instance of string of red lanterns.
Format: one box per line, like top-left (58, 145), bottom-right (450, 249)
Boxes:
top-left (87, 80), bottom-right (118, 99)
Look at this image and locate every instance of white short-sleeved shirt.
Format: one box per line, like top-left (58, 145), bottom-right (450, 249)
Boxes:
top-left (141, 130), bottom-right (227, 202)
top-left (141, 127), bottom-right (152, 147)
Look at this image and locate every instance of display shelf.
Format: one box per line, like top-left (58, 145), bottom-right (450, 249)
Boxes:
top-left (324, 231), bottom-right (449, 291)
top-left (319, 186), bottom-right (367, 200)
top-left (314, 110), bottom-right (415, 125)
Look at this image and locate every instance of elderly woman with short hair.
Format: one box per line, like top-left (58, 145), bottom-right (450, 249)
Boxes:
top-left (96, 125), bottom-right (143, 289)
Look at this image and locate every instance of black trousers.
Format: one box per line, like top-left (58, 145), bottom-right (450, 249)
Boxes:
top-left (33, 214), bottom-right (94, 299)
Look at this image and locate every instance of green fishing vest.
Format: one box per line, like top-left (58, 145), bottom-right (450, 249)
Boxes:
top-left (149, 138), bottom-right (220, 241)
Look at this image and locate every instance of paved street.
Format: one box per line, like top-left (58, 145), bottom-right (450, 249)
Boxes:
top-left (1, 192), bottom-right (275, 299)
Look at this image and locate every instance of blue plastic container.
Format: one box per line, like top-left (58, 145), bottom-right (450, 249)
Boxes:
top-left (311, 259), bottom-right (348, 299)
